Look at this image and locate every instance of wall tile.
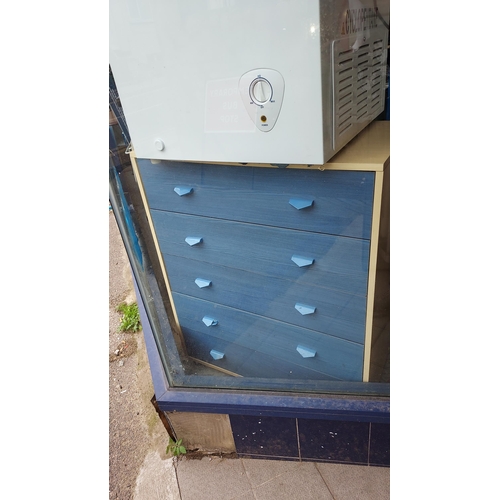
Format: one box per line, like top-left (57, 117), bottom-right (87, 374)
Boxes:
top-left (369, 422), bottom-right (390, 466)
top-left (229, 415), bottom-right (299, 459)
top-left (298, 418), bottom-right (370, 464)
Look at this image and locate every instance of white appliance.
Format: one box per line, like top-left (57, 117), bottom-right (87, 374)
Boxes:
top-left (109, 0), bottom-right (389, 165)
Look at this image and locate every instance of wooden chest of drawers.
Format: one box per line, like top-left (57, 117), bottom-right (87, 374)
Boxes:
top-left (132, 121), bottom-right (389, 383)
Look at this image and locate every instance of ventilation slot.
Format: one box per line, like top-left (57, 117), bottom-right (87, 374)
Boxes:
top-left (339, 75), bottom-right (353, 85)
top-left (339, 83), bottom-right (353, 96)
top-left (357, 95), bottom-right (368, 105)
top-left (338, 57), bottom-right (353, 68)
top-left (338, 122), bottom-right (352, 136)
top-left (339, 90), bottom-right (352, 102)
top-left (339, 49), bottom-right (353, 57)
top-left (339, 106), bottom-right (352, 123)
top-left (333, 32), bottom-right (388, 141)
top-left (339, 99), bottom-right (352, 112)
top-left (339, 66), bottom-right (353, 76)
top-left (335, 51), bottom-right (355, 136)
top-left (357, 101), bottom-right (368, 120)
top-left (357, 76), bottom-right (369, 88)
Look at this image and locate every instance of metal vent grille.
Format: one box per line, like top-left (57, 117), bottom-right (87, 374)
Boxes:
top-left (332, 30), bottom-right (388, 150)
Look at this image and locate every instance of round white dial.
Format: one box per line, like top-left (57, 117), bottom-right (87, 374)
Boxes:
top-left (239, 69), bottom-right (285, 132)
top-left (250, 78), bottom-right (272, 104)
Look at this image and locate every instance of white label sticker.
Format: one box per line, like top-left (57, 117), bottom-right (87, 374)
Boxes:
top-left (204, 77), bottom-right (254, 133)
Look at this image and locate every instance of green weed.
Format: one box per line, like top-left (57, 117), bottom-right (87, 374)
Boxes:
top-left (117, 302), bottom-right (141, 333)
top-left (166, 437), bottom-right (187, 457)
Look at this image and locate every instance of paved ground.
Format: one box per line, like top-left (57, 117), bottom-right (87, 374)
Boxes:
top-left (174, 456), bottom-right (389, 500)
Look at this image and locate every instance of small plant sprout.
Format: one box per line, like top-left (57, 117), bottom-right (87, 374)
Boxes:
top-left (166, 437), bottom-right (187, 457)
top-left (117, 302), bottom-right (141, 333)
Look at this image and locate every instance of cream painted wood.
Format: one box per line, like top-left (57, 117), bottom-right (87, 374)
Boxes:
top-left (363, 169), bottom-right (384, 381)
top-left (130, 151), bottom-right (182, 333)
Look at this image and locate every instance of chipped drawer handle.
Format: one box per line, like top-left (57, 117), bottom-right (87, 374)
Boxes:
top-left (296, 345), bottom-right (316, 358)
top-left (202, 316), bottom-right (218, 327)
top-left (210, 349), bottom-right (224, 360)
top-left (174, 186), bottom-right (194, 196)
top-left (295, 303), bottom-right (316, 315)
top-left (289, 198), bottom-right (314, 210)
top-left (195, 278), bottom-right (212, 288)
top-left (185, 236), bottom-right (203, 246)
top-left (291, 255), bottom-right (314, 268)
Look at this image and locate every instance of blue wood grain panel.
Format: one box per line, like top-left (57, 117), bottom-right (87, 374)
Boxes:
top-left (165, 254), bottom-right (366, 344)
top-left (151, 211), bottom-right (369, 297)
top-left (137, 159), bottom-right (374, 239)
top-left (184, 329), bottom-right (340, 381)
top-left (172, 293), bottom-right (364, 381)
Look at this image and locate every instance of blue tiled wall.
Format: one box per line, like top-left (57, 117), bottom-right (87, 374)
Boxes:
top-left (229, 415), bottom-right (389, 467)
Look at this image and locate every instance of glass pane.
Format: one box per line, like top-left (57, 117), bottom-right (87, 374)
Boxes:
top-left (108, 0), bottom-right (390, 396)
top-left (109, 143), bottom-right (389, 395)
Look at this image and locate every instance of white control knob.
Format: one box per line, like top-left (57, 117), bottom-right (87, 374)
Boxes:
top-left (239, 69), bottom-right (285, 132)
top-left (250, 78), bottom-right (272, 104)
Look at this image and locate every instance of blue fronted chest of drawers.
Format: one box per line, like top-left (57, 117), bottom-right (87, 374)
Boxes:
top-left (134, 122), bottom-right (390, 384)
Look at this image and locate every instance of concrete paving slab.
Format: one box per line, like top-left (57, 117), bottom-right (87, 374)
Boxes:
top-left (316, 462), bottom-right (390, 500)
top-left (251, 461), bottom-right (334, 500)
top-left (133, 452), bottom-right (180, 500)
top-left (176, 457), bottom-right (253, 500)
top-left (232, 491), bottom-right (257, 500)
top-left (241, 458), bottom-right (302, 488)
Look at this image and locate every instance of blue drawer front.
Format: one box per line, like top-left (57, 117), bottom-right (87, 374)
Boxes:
top-left (184, 329), bottom-right (341, 381)
top-left (151, 211), bottom-right (370, 297)
top-left (165, 254), bottom-right (366, 344)
top-left (138, 160), bottom-right (375, 239)
top-left (173, 293), bottom-right (364, 381)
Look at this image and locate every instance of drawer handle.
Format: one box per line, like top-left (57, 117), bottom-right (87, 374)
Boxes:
top-left (195, 278), bottom-right (212, 288)
top-left (210, 349), bottom-right (225, 360)
top-left (185, 236), bottom-right (203, 246)
top-left (174, 186), bottom-right (194, 196)
top-left (202, 316), bottom-right (218, 327)
top-left (289, 198), bottom-right (314, 210)
top-left (296, 345), bottom-right (316, 358)
top-left (291, 255), bottom-right (314, 268)
top-left (295, 303), bottom-right (316, 315)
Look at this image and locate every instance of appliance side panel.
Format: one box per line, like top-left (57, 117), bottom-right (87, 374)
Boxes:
top-left (320, 0), bottom-right (389, 162)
